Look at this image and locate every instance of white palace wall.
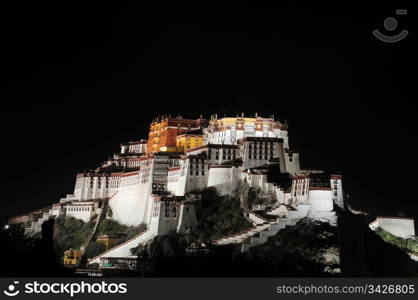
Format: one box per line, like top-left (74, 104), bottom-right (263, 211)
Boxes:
top-left (109, 170), bottom-right (152, 226)
top-left (307, 189), bottom-right (334, 212)
top-left (207, 165), bottom-right (242, 195)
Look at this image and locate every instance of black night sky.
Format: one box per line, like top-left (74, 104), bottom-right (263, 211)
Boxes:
top-left (2, 1), bottom-right (415, 222)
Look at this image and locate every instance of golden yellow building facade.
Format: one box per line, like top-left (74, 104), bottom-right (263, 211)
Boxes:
top-left (96, 235), bottom-right (120, 250)
top-left (63, 248), bottom-right (83, 267)
top-left (176, 134), bottom-right (204, 153)
top-left (147, 117), bottom-right (206, 154)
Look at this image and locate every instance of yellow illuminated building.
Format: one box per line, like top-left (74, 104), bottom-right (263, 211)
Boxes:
top-left (159, 146), bottom-right (179, 152)
top-left (147, 117), bottom-right (206, 154)
top-left (96, 235), bottom-right (120, 250)
top-left (63, 248), bottom-right (83, 267)
top-left (176, 133), bottom-right (204, 153)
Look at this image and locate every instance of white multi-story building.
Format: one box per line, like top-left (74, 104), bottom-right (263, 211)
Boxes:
top-left (65, 201), bottom-right (100, 222)
top-left (238, 137), bottom-right (289, 171)
top-left (288, 171), bottom-right (345, 221)
top-left (149, 195), bottom-right (197, 235)
top-left (36, 114), bottom-right (345, 242)
top-left (187, 144), bottom-right (239, 165)
top-left (73, 172), bottom-right (122, 201)
top-left (120, 140), bottom-right (147, 155)
top-left (18, 114), bottom-right (354, 263)
top-left (205, 115), bottom-right (289, 148)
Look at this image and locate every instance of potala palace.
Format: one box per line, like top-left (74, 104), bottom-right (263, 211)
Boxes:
top-left (15, 114), bottom-right (415, 270)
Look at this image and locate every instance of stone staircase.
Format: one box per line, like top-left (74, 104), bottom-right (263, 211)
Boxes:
top-left (241, 205), bottom-right (310, 251)
top-left (87, 229), bottom-right (157, 266)
top-left (212, 205), bottom-right (311, 252)
top-left (212, 224), bottom-right (270, 245)
top-left (212, 212), bottom-right (277, 246)
top-left (82, 196), bottom-right (113, 248)
top-left (76, 196), bottom-right (113, 266)
top-left (25, 206), bottom-right (62, 235)
top-left (241, 217), bottom-right (292, 252)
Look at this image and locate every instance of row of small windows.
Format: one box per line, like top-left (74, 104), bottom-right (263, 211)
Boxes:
top-left (208, 154), bottom-right (237, 161)
top-left (293, 191), bottom-right (305, 197)
top-left (190, 164), bottom-right (206, 169)
top-left (152, 183), bottom-right (166, 190)
top-left (68, 206), bottom-right (91, 212)
top-left (169, 159), bottom-right (180, 166)
top-left (248, 142), bottom-right (274, 149)
top-left (190, 170), bottom-right (205, 176)
top-left (165, 205), bottom-right (177, 218)
top-left (211, 154), bottom-right (236, 160)
top-left (190, 158), bottom-right (205, 163)
top-left (88, 177), bottom-right (122, 189)
top-left (249, 149), bottom-right (274, 154)
top-left (249, 154), bottom-right (273, 160)
top-left (165, 205), bottom-right (177, 212)
top-left (294, 189), bottom-right (339, 197)
top-left (210, 149), bottom-right (237, 154)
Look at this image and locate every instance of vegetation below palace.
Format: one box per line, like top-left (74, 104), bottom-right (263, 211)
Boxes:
top-left (53, 216), bottom-right (97, 258)
top-left (191, 188), bottom-right (253, 242)
top-left (126, 185), bottom-right (340, 277)
top-left (85, 218), bottom-right (147, 261)
top-left (97, 219), bottom-right (146, 243)
top-left (129, 218), bottom-right (340, 277)
top-left (374, 228), bottom-right (418, 256)
top-left (52, 215), bottom-right (146, 260)
top-left (239, 219), bottom-right (340, 276)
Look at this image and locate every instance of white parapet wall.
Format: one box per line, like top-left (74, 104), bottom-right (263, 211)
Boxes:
top-left (307, 189), bottom-right (333, 212)
top-left (65, 202), bottom-right (96, 222)
top-left (306, 189), bottom-right (336, 224)
top-left (370, 217), bottom-right (415, 239)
